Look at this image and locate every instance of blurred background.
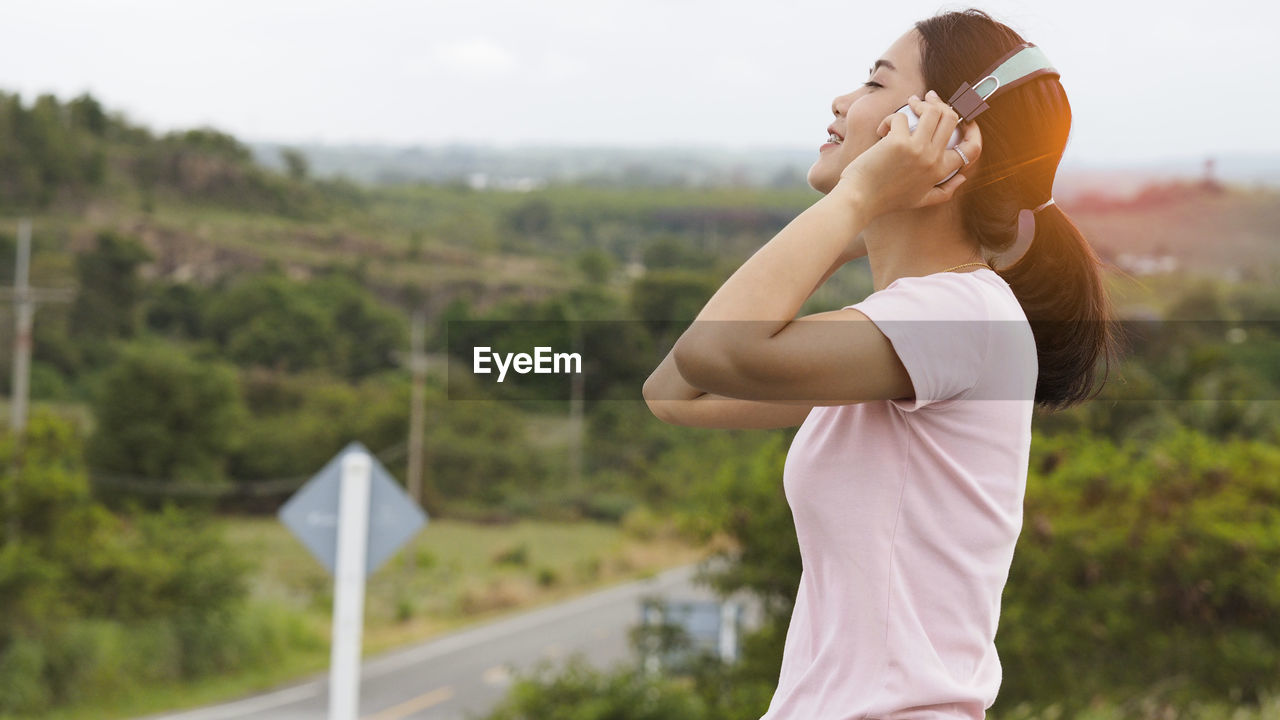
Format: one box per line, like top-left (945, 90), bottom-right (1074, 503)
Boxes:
top-left (1, 1), bottom-right (1278, 719)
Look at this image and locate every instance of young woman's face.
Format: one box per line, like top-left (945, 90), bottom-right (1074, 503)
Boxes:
top-left (807, 28), bottom-right (929, 194)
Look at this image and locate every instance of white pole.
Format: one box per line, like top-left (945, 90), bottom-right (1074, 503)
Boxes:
top-left (719, 601), bottom-right (739, 663)
top-left (329, 450), bottom-right (371, 720)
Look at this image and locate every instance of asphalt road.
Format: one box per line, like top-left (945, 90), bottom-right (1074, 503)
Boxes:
top-left (137, 559), bottom-right (760, 720)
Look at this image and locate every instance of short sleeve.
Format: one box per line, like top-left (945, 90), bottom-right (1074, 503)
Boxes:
top-left (844, 274), bottom-right (991, 412)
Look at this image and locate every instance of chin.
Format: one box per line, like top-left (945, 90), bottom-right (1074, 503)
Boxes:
top-left (807, 149), bottom-right (848, 194)
top-left (806, 165), bottom-right (838, 195)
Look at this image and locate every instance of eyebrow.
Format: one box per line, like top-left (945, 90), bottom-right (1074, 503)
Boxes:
top-left (869, 59), bottom-right (896, 74)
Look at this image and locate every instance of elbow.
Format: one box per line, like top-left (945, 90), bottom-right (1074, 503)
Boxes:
top-left (672, 336), bottom-right (717, 395)
top-left (641, 374), bottom-right (665, 419)
top-left (642, 372), bottom-right (680, 425)
top-left (644, 397), bottom-right (675, 425)
top-left (641, 372), bottom-right (658, 404)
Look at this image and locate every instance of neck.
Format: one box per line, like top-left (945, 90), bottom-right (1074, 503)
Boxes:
top-left (861, 202), bottom-right (986, 292)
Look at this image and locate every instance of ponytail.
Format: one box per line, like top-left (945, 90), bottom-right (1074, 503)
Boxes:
top-left (991, 202), bottom-right (1127, 411)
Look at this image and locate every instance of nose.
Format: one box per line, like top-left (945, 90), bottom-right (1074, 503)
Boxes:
top-left (831, 91), bottom-right (855, 117)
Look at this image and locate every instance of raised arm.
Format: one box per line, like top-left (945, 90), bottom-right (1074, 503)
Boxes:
top-left (642, 233), bottom-right (867, 429)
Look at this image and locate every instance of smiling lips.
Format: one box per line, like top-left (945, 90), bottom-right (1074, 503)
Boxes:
top-left (824, 124), bottom-right (844, 147)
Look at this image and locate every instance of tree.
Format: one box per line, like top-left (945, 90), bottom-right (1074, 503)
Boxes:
top-left (281, 147), bottom-right (309, 182)
top-left (67, 93), bottom-right (107, 137)
top-left (575, 247), bottom-right (616, 284)
top-left (69, 230), bottom-right (152, 340)
top-left (202, 272), bottom-right (407, 378)
top-left (204, 273), bottom-right (334, 373)
top-left (506, 196), bottom-right (555, 236)
top-left (629, 269), bottom-right (720, 349)
top-left (85, 343), bottom-right (244, 486)
top-left (315, 275), bottom-right (408, 379)
top-left (641, 234), bottom-right (717, 271)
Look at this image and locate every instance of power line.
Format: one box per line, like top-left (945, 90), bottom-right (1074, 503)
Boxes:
top-left (85, 441), bottom-right (408, 499)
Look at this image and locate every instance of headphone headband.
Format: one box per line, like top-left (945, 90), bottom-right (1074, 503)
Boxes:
top-left (947, 43), bottom-right (1059, 123)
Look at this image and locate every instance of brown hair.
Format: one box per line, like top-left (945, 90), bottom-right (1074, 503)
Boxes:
top-left (915, 8), bottom-right (1126, 411)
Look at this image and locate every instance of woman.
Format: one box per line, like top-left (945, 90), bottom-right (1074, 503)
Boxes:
top-left (642, 7), bottom-right (1122, 719)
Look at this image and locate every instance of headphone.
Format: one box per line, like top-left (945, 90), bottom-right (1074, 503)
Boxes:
top-left (893, 42), bottom-right (1060, 185)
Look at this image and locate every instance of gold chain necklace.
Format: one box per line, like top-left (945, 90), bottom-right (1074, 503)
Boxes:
top-left (940, 261), bottom-right (991, 273)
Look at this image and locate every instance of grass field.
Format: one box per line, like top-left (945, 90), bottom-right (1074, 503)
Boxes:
top-left (224, 513), bottom-right (714, 654)
top-left (31, 514), bottom-right (717, 720)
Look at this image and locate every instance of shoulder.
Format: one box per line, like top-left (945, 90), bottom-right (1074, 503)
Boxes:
top-left (844, 270), bottom-right (996, 322)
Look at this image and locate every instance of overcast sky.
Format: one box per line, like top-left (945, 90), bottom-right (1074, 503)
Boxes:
top-left (4, 0), bottom-right (1274, 166)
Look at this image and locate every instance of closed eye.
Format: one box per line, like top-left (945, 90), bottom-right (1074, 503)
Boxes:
top-left (863, 81), bottom-right (882, 88)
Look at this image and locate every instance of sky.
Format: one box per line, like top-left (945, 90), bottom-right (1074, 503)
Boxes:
top-left (3, 0), bottom-right (1276, 166)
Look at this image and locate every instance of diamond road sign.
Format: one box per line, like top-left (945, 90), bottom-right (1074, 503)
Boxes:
top-left (278, 441), bottom-right (428, 577)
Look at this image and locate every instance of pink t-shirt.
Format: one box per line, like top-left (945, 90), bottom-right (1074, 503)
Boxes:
top-left (761, 267), bottom-right (1038, 720)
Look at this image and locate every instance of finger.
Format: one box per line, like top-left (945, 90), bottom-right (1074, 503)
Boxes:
top-left (921, 172), bottom-right (967, 208)
top-left (876, 114), bottom-right (892, 138)
top-left (918, 90), bottom-right (960, 152)
top-left (907, 91), bottom-right (947, 146)
top-left (882, 109), bottom-right (909, 140)
top-left (931, 94), bottom-right (962, 149)
top-left (905, 94), bottom-right (937, 145)
top-left (955, 118), bottom-right (983, 164)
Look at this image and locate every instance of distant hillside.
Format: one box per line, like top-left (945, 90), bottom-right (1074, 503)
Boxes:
top-left (246, 142), bottom-right (817, 190)
top-left (0, 89), bottom-right (363, 219)
top-left (246, 140), bottom-right (1280, 199)
top-left (3, 87), bottom-right (1277, 312)
top-left (1070, 183), bottom-right (1280, 281)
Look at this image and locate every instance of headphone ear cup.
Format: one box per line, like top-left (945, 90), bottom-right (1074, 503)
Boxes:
top-left (898, 104), bottom-right (963, 149)
top-left (896, 104), bottom-right (920, 133)
top-left (897, 103), bottom-right (966, 186)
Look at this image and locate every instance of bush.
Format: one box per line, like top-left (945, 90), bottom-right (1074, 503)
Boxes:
top-left (644, 418), bottom-right (1280, 718)
top-left (480, 654), bottom-right (709, 720)
top-left (535, 567), bottom-right (559, 588)
top-left (492, 542), bottom-right (530, 567)
top-left (0, 413), bottom-right (276, 716)
top-left (0, 637), bottom-right (51, 713)
top-left (226, 370), bottom-right (406, 485)
top-left (995, 425), bottom-right (1280, 714)
top-left (621, 505), bottom-right (664, 541)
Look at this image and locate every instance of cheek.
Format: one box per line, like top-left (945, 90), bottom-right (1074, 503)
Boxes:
top-left (842, 108), bottom-right (892, 154)
top-left (848, 100), bottom-right (898, 142)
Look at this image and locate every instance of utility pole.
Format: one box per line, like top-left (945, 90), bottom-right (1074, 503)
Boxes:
top-left (4, 219), bottom-right (75, 432)
top-left (397, 306), bottom-right (429, 581)
top-left (391, 304), bottom-right (431, 512)
top-left (3, 218), bottom-right (75, 545)
top-left (406, 308), bottom-right (426, 507)
top-left (568, 311), bottom-right (584, 490)
top-left (10, 219), bottom-right (34, 437)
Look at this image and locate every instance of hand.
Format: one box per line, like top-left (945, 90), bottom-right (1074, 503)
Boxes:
top-left (836, 89), bottom-right (982, 219)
